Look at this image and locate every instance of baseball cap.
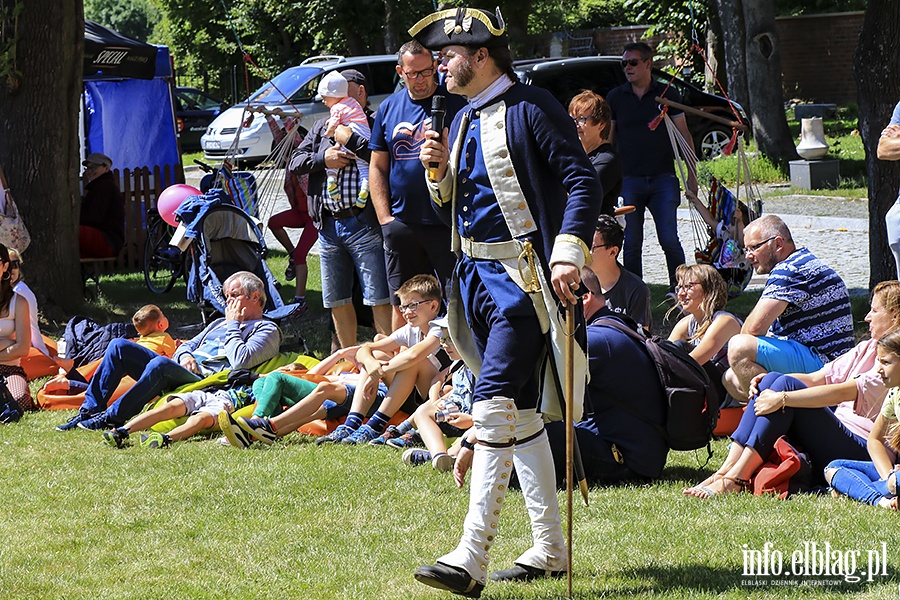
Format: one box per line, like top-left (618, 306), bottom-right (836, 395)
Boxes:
top-left (82, 153), bottom-right (112, 168)
top-left (340, 69), bottom-right (368, 87)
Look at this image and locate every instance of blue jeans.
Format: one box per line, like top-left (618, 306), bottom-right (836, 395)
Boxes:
top-left (827, 459), bottom-right (894, 506)
top-left (81, 339), bottom-right (201, 424)
top-left (732, 372), bottom-right (869, 483)
top-left (318, 214), bottom-right (389, 308)
top-left (621, 174), bottom-right (684, 286)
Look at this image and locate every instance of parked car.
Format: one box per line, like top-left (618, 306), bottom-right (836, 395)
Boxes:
top-left (174, 87), bottom-right (226, 152)
top-left (201, 55), bottom-right (399, 162)
top-left (514, 56), bottom-right (749, 159)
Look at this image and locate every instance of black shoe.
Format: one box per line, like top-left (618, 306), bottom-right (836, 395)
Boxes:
top-left (414, 562), bottom-right (483, 598)
top-left (490, 563), bottom-right (567, 582)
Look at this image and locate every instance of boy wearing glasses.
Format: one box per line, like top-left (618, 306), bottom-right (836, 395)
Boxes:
top-left (369, 40), bottom-right (467, 330)
top-left (316, 274), bottom-right (450, 445)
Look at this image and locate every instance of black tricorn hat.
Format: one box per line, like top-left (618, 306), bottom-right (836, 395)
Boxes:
top-left (409, 7), bottom-right (508, 50)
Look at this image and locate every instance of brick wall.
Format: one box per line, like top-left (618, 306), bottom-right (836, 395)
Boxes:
top-left (776, 12), bottom-right (863, 105)
top-left (559, 12), bottom-right (864, 105)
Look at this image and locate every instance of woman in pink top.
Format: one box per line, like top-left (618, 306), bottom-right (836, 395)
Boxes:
top-left (686, 280), bottom-right (900, 497)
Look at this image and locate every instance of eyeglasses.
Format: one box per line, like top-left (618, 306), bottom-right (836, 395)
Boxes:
top-left (402, 68), bottom-right (435, 80)
top-left (675, 281), bottom-right (701, 293)
top-left (399, 300), bottom-right (431, 313)
top-left (745, 236), bottom-right (777, 254)
top-left (621, 58), bottom-right (646, 68)
top-left (591, 243), bottom-right (611, 252)
top-left (571, 116), bottom-right (590, 127)
top-left (84, 164), bottom-right (104, 171)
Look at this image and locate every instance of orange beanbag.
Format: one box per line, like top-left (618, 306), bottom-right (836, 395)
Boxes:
top-left (36, 357), bottom-right (134, 411)
top-left (22, 336), bottom-right (61, 381)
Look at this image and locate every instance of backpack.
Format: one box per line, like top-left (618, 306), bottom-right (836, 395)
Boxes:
top-left (596, 318), bottom-right (718, 452)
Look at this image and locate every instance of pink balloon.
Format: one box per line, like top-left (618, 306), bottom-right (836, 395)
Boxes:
top-left (157, 184), bottom-right (201, 227)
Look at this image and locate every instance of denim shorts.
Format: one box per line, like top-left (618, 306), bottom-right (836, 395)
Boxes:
top-left (755, 336), bottom-right (824, 375)
top-left (320, 381), bottom-right (388, 420)
top-left (318, 214), bottom-right (390, 308)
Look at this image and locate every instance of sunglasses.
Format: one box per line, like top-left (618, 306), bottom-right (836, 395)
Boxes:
top-left (621, 58), bottom-right (646, 68)
top-left (8, 261), bottom-right (19, 269)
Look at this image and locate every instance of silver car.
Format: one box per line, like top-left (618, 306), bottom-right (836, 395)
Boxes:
top-left (201, 55), bottom-right (399, 162)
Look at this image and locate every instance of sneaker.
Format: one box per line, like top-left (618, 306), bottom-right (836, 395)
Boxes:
top-left (432, 452), bottom-right (455, 473)
top-left (315, 423), bottom-right (356, 445)
top-left (236, 416), bottom-right (277, 445)
top-left (368, 424), bottom-right (399, 446)
top-left (403, 448), bottom-right (432, 467)
top-left (387, 430), bottom-right (422, 449)
top-left (341, 423), bottom-right (379, 445)
top-left (102, 427), bottom-right (129, 449)
top-left (140, 431), bottom-right (171, 449)
top-left (218, 410), bottom-right (252, 449)
top-left (77, 412), bottom-right (115, 431)
top-left (56, 411), bottom-right (94, 432)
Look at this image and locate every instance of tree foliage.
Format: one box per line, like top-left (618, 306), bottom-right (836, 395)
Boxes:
top-left (84, 0), bottom-right (161, 42)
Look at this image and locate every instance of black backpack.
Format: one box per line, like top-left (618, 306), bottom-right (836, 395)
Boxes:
top-left (597, 318), bottom-right (718, 452)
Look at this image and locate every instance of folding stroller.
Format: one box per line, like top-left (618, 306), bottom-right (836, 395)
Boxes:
top-left (174, 189), bottom-right (306, 351)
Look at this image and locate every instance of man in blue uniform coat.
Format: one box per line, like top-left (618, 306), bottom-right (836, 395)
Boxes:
top-left (410, 7), bottom-right (602, 597)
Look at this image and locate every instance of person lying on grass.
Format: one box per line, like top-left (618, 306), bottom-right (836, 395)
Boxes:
top-left (217, 346), bottom-right (389, 449)
top-left (102, 382), bottom-right (256, 449)
top-left (46, 304), bottom-right (177, 395)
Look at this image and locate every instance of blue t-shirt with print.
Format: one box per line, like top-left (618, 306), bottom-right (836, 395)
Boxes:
top-left (762, 247), bottom-right (854, 362)
top-left (369, 84), bottom-right (466, 225)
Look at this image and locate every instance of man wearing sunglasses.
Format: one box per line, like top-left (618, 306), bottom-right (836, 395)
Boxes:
top-left (606, 41), bottom-right (698, 295)
top-left (369, 40), bottom-right (467, 330)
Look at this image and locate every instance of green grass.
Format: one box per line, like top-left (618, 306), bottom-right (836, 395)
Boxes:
top-left (14, 274), bottom-right (885, 598)
top-left (4, 411), bottom-right (897, 599)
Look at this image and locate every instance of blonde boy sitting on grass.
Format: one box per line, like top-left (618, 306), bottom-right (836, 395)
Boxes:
top-left (47, 304), bottom-right (176, 394)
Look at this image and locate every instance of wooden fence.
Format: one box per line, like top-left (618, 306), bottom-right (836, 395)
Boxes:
top-left (112, 163), bottom-right (184, 272)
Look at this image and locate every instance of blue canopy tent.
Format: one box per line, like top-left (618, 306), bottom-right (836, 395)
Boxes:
top-left (82, 21), bottom-right (181, 174)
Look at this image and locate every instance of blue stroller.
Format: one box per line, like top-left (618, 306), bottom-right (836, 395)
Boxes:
top-left (174, 189), bottom-right (306, 351)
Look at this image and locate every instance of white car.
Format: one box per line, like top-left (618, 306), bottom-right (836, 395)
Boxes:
top-left (201, 55), bottom-right (399, 162)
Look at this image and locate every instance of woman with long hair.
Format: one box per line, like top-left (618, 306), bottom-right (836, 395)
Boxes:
top-left (685, 280), bottom-right (900, 498)
top-left (0, 242), bottom-right (33, 421)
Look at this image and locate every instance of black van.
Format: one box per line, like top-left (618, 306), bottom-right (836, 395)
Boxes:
top-left (515, 56), bottom-right (749, 159)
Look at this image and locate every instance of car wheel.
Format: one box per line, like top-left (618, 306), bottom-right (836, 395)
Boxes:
top-left (697, 126), bottom-right (733, 160)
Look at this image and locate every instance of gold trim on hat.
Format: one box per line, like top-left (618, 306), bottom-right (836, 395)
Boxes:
top-left (408, 8), bottom-right (506, 39)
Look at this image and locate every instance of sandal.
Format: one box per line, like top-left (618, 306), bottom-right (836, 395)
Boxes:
top-left (691, 476), bottom-right (751, 499)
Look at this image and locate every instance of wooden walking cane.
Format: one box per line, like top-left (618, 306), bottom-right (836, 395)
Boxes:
top-left (564, 298), bottom-right (581, 598)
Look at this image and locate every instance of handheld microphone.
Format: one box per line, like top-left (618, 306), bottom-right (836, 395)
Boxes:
top-left (429, 95), bottom-right (446, 178)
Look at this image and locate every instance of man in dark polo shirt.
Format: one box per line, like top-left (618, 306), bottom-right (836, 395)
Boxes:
top-left (607, 41), bottom-right (698, 293)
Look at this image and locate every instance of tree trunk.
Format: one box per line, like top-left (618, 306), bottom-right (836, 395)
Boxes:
top-left (854, 0), bottom-right (900, 286)
top-left (712, 0), bottom-right (749, 112)
top-left (741, 0), bottom-right (797, 164)
top-left (0, 0), bottom-right (83, 317)
top-left (705, 8), bottom-right (727, 95)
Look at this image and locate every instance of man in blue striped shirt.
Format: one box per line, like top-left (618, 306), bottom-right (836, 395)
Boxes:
top-left (724, 215), bottom-right (853, 400)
